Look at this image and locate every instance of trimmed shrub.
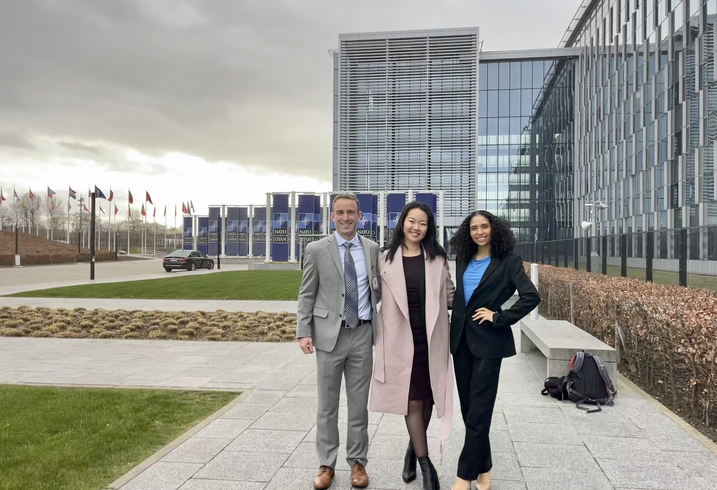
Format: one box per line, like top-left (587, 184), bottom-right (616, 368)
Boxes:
top-left (535, 264), bottom-right (717, 430)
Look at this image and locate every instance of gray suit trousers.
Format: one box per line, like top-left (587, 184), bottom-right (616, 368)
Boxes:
top-left (315, 322), bottom-right (373, 469)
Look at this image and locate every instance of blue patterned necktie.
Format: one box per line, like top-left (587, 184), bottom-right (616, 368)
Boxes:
top-left (343, 242), bottom-right (359, 328)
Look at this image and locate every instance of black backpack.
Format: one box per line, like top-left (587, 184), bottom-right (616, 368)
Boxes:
top-left (542, 351), bottom-right (617, 413)
top-left (542, 376), bottom-right (569, 401)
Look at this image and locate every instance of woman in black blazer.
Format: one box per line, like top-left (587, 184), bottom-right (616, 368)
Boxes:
top-left (448, 211), bottom-right (540, 490)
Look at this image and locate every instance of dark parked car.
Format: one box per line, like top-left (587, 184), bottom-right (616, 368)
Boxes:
top-left (163, 250), bottom-right (214, 272)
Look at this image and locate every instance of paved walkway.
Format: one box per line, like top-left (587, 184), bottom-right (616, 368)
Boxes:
top-left (0, 259), bottom-right (248, 296)
top-left (2, 329), bottom-right (716, 490)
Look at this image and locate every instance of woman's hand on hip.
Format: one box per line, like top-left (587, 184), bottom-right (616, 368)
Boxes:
top-left (472, 307), bottom-right (495, 324)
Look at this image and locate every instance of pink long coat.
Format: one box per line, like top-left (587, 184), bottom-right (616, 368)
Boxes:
top-left (369, 247), bottom-right (456, 439)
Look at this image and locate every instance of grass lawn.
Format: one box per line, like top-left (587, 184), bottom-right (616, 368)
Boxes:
top-left (8, 270), bottom-right (303, 300)
top-left (0, 385), bottom-right (237, 490)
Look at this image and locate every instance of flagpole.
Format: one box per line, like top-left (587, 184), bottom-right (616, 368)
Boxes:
top-left (145, 210), bottom-right (147, 255)
top-left (107, 192), bottom-right (111, 252)
top-left (153, 206), bottom-right (157, 255)
top-left (67, 192), bottom-right (70, 244)
top-left (127, 191), bottom-right (131, 254)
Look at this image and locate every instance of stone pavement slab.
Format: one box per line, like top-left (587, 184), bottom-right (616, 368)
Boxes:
top-left (2, 324), bottom-right (717, 490)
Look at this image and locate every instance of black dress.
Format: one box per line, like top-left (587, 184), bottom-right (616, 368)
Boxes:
top-left (403, 253), bottom-right (433, 401)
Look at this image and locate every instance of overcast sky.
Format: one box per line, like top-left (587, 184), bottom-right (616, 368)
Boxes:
top-left (0, 0), bottom-right (578, 218)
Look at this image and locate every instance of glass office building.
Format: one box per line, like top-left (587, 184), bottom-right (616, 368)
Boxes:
top-left (332, 29), bottom-right (479, 225)
top-left (567, 0), bottom-right (716, 239)
top-left (333, 0), bottom-right (717, 242)
top-left (479, 56), bottom-right (576, 242)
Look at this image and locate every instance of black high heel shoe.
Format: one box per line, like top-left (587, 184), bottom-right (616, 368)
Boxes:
top-left (417, 456), bottom-right (440, 490)
top-left (402, 441), bottom-right (417, 483)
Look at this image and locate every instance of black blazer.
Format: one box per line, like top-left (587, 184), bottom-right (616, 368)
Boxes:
top-left (450, 253), bottom-right (540, 359)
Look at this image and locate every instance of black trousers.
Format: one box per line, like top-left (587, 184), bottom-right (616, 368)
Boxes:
top-left (453, 335), bottom-right (502, 480)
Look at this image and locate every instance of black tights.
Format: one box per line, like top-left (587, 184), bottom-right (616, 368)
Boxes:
top-left (405, 399), bottom-right (433, 458)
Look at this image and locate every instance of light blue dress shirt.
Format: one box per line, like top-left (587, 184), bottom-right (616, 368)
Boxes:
top-left (335, 232), bottom-right (371, 321)
top-left (463, 256), bottom-right (492, 306)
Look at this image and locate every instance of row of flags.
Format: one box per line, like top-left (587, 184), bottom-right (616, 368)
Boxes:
top-left (0, 186), bottom-right (196, 219)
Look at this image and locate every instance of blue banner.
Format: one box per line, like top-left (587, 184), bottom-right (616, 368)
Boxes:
top-left (356, 193), bottom-right (378, 242)
top-left (253, 207), bottom-right (267, 257)
top-left (197, 217), bottom-right (209, 254)
top-left (226, 207), bottom-right (249, 256)
top-left (271, 194), bottom-right (290, 261)
top-left (415, 193), bottom-right (438, 215)
top-left (329, 193), bottom-right (338, 232)
top-left (182, 217), bottom-right (193, 250)
top-left (387, 193), bottom-right (407, 240)
top-left (208, 207), bottom-right (221, 256)
top-left (297, 195), bottom-right (322, 257)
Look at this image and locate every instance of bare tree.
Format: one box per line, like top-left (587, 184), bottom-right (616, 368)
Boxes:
top-left (47, 197), bottom-right (65, 240)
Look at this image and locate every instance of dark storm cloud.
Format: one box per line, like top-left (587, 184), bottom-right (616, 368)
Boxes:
top-left (0, 0), bottom-right (578, 180)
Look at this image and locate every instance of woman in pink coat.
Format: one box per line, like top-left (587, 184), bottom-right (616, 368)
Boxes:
top-left (370, 201), bottom-right (455, 490)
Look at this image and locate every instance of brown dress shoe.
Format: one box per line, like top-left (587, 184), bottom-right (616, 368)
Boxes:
top-left (351, 462), bottom-right (369, 488)
top-left (313, 466), bottom-right (334, 489)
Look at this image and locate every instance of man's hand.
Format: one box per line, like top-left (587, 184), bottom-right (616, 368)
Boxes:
top-left (299, 337), bottom-right (314, 354)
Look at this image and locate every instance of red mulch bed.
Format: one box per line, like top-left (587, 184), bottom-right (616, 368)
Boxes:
top-left (0, 230), bottom-right (116, 266)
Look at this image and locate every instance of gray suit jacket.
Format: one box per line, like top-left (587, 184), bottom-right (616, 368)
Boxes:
top-left (296, 234), bottom-right (380, 352)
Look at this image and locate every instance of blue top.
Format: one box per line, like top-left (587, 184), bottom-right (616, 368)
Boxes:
top-left (463, 256), bottom-right (492, 306)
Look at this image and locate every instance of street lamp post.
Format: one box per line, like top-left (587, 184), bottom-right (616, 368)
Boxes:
top-left (581, 201), bottom-right (608, 273)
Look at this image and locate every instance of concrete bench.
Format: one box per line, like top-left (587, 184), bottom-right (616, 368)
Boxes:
top-left (519, 319), bottom-right (617, 382)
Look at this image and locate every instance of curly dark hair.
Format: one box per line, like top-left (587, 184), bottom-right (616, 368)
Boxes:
top-left (449, 210), bottom-right (516, 261)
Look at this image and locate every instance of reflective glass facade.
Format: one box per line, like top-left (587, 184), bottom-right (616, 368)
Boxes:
top-left (569, 0), bottom-right (717, 239)
top-left (479, 58), bottom-right (576, 242)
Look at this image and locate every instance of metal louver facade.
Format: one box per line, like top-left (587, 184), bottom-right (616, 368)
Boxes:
top-left (334, 29), bottom-right (479, 224)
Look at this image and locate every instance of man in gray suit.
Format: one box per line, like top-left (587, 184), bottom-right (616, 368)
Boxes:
top-left (297, 194), bottom-right (380, 489)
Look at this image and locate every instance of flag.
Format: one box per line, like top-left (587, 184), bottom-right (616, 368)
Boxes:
top-left (163, 205), bottom-right (166, 217)
top-left (13, 189), bottom-right (20, 202)
top-left (51, 202), bottom-right (56, 213)
top-left (128, 190), bottom-right (134, 204)
top-left (114, 204), bottom-right (119, 216)
top-left (108, 189), bottom-right (114, 202)
top-left (94, 186), bottom-right (107, 200)
top-left (47, 187), bottom-right (56, 198)
top-left (182, 202), bottom-right (187, 215)
top-left (20, 197), bottom-right (25, 208)
top-left (0, 188), bottom-right (5, 205)
top-left (29, 188), bottom-right (35, 200)
top-left (145, 191), bottom-right (153, 205)
top-left (100, 206), bottom-right (105, 215)
top-left (35, 200), bottom-right (41, 211)
top-left (153, 206), bottom-right (156, 218)
top-left (83, 204), bottom-right (89, 212)
top-left (141, 204), bottom-right (146, 216)
top-left (128, 209), bottom-right (131, 218)
top-left (190, 200), bottom-right (195, 212)
top-left (69, 187), bottom-right (77, 200)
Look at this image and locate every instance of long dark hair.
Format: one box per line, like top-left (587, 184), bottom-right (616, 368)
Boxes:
top-left (449, 210), bottom-right (515, 261)
top-left (384, 202), bottom-right (447, 263)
